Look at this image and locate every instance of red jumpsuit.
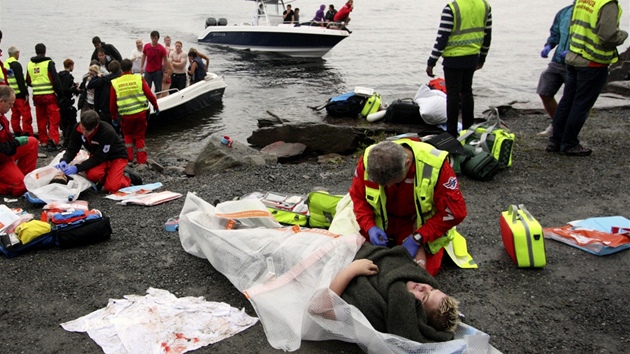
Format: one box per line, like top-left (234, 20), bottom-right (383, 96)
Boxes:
top-left (109, 74), bottom-right (158, 164)
top-left (349, 147), bottom-right (467, 275)
top-left (0, 114), bottom-right (38, 196)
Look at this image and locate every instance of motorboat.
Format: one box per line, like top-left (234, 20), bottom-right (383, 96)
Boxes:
top-left (148, 72), bottom-right (226, 121)
top-left (197, 0), bottom-right (351, 58)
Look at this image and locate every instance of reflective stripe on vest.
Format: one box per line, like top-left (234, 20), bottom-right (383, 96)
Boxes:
top-left (363, 140), bottom-right (450, 251)
top-left (0, 63), bottom-right (5, 85)
top-left (27, 60), bottom-right (54, 95)
top-left (111, 74), bottom-right (148, 116)
top-left (569, 0), bottom-right (621, 64)
top-left (443, 0), bottom-right (489, 57)
top-left (4, 57), bottom-right (19, 94)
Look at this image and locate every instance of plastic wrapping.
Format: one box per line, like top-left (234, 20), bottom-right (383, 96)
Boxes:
top-left (178, 193), bottom-right (497, 353)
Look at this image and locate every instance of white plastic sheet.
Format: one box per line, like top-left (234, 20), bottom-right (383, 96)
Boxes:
top-left (178, 193), bottom-right (499, 353)
top-left (23, 151), bottom-right (93, 204)
top-left (61, 288), bottom-right (258, 354)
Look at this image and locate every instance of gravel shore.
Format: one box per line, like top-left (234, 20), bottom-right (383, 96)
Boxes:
top-left (1, 106), bottom-right (629, 353)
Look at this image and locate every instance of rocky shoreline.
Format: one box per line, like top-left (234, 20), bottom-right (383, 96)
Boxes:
top-left (1, 106), bottom-right (629, 353)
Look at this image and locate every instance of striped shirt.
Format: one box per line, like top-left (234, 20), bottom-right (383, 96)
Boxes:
top-left (427, 3), bottom-right (493, 68)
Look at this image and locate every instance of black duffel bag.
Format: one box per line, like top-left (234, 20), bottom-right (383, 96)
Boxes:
top-left (55, 216), bottom-right (112, 249)
top-left (383, 98), bottom-right (423, 124)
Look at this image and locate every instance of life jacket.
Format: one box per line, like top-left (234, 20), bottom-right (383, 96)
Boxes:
top-left (4, 57), bottom-right (20, 94)
top-left (428, 77), bottom-right (447, 94)
top-left (362, 139), bottom-right (454, 253)
top-left (27, 59), bottom-right (54, 95)
top-left (443, 0), bottom-right (489, 57)
top-left (569, 0), bottom-right (622, 64)
top-left (111, 74), bottom-right (148, 116)
top-left (191, 57), bottom-right (207, 84)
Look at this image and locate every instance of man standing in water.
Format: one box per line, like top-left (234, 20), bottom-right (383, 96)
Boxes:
top-left (426, 0), bottom-right (492, 138)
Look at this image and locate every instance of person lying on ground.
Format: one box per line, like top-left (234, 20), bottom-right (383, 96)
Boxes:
top-left (317, 244), bottom-right (460, 342)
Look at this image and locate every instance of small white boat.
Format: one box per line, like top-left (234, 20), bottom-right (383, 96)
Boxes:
top-left (149, 72), bottom-right (226, 121)
top-left (197, 0), bottom-right (351, 58)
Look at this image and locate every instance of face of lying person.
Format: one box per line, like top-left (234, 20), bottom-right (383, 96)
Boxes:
top-left (406, 281), bottom-right (447, 317)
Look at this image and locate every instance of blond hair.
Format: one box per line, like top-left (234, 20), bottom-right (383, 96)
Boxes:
top-left (427, 296), bottom-right (460, 332)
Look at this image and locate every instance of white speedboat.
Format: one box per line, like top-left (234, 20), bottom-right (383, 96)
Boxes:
top-left (197, 0), bottom-right (351, 58)
top-left (148, 72), bottom-right (226, 121)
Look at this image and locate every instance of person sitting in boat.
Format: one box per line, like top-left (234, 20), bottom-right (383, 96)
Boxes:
top-left (325, 4), bottom-right (337, 23)
top-left (283, 4), bottom-right (295, 24)
top-left (312, 4), bottom-right (326, 26)
top-left (187, 50), bottom-right (207, 85)
top-left (333, 0), bottom-right (353, 30)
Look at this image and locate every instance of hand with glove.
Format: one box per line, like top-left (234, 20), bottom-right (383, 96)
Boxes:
top-left (15, 136), bottom-right (29, 146)
top-left (55, 161), bottom-right (69, 171)
top-left (402, 235), bottom-right (420, 257)
top-left (367, 226), bottom-right (388, 246)
top-left (559, 50), bottom-right (569, 60)
top-left (63, 165), bottom-right (78, 176)
top-left (154, 108), bottom-right (160, 116)
top-left (540, 44), bottom-right (552, 58)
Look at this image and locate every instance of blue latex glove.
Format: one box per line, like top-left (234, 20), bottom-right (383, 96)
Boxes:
top-left (55, 161), bottom-right (68, 171)
top-left (154, 109), bottom-right (160, 116)
top-left (559, 50), bottom-right (569, 60)
top-left (402, 235), bottom-right (420, 257)
top-left (540, 44), bottom-right (552, 58)
top-left (15, 136), bottom-right (28, 145)
top-left (63, 165), bottom-right (78, 176)
top-left (367, 226), bottom-right (387, 246)
top-left (112, 119), bottom-right (119, 127)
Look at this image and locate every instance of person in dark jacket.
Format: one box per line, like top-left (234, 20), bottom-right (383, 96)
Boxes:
top-left (58, 59), bottom-right (80, 148)
top-left (87, 60), bottom-right (121, 134)
top-left (90, 36), bottom-right (122, 63)
top-left (55, 110), bottom-right (141, 193)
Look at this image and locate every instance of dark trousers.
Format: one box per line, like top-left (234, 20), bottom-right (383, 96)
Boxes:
top-left (550, 64), bottom-right (609, 151)
top-left (171, 73), bottom-right (187, 92)
top-left (60, 106), bottom-right (78, 147)
top-left (444, 66), bottom-right (476, 137)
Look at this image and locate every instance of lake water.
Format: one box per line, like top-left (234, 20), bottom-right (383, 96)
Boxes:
top-left (2, 0), bottom-right (629, 159)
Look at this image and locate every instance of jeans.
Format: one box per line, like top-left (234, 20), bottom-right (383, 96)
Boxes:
top-left (551, 64), bottom-right (608, 151)
top-left (144, 70), bottom-right (163, 93)
top-left (444, 67), bottom-right (476, 137)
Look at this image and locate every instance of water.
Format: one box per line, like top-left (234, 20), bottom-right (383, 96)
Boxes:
top-left (2, 0), bottom-right (629, 159)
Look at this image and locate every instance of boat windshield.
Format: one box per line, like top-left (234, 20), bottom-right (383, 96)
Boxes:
top-left (251, 0), bottom-right (295, 26)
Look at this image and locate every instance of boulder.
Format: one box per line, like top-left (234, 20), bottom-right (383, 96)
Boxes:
top-left (186, 134), bottom-right (277, 176)
top-left (248, 123), bottom-right (365, 154)
top-left (260, 141), bottom-right (307, 159)
top-left (604, 80), bottom-right (630, 96)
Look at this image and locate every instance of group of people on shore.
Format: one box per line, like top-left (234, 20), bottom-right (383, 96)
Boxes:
top-left (0, 29), bottom-right (214, 198)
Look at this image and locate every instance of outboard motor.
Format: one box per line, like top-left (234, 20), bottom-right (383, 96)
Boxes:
top-left (218, 18), bottom-right (228, 26)
top-left (206, 17), bottom-right (217, 27)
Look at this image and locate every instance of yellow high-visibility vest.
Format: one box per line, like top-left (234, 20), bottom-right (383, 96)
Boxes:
top-left (4, 57), bottom-right (21, 94)
top-left (443, 0), bottom-right (489, 57)
top-left (27, 60), bottom-right (54, 96)
top-left (569, 0), bottom-right (622, 64)
top-left (111, 74), bottom-right (148, 116)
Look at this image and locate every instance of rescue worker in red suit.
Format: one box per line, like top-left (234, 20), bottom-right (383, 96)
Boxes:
top-left (4, 46), bottom-right (34, 137)
top-left (349, 139), bottom-right (467, 276)
top-left (26, 43), bottom-right (63, 151)
top-left (54, 110), bottom-right (142, 193)
top-left (0, 86), bottom-right (38, 196)
top-left (109, 59), bottom-right (158, 166)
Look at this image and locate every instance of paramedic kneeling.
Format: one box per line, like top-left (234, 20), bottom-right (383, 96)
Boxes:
top-left (0, 86), bottom-right (38, 196)
top-left (55, 110), bottom-right (142, 193)
top-left (349, 139), bottom-right (467, 275)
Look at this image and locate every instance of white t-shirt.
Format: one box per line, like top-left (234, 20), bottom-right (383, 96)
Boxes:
top-left (129, 48), bottom-right (144, 73)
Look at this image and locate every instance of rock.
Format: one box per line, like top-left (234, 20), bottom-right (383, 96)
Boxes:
top-left (604, 80), bottom-right (630, 96)
top-left (187, 134), bottom-right (277, 176)
top-left (317, 153), bottom-right (344, 164)
top-left (260, 141), bottom-right (307, 159)
top-left (146, 158), bottom-right (165, 173)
